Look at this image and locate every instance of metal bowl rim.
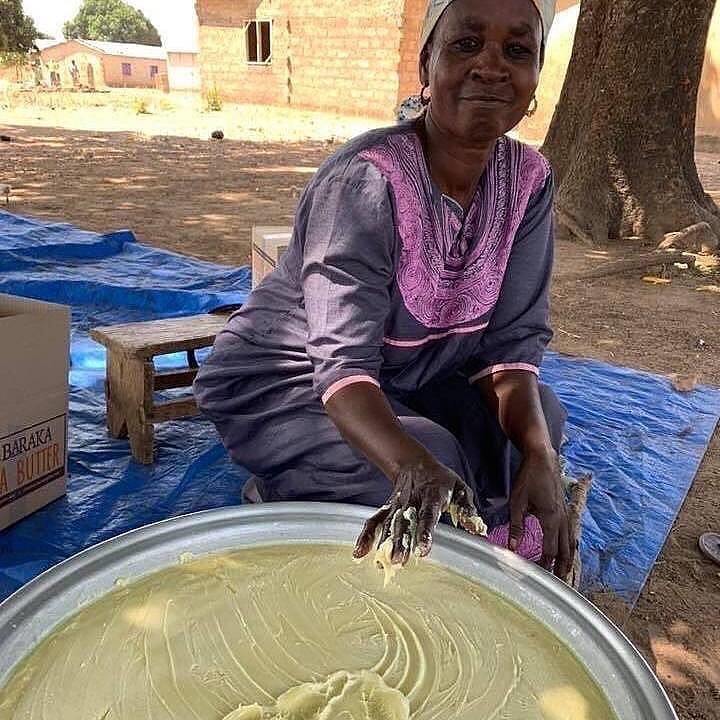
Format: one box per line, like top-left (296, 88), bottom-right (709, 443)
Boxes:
top-left (0, 502), bottom-right (677, 719)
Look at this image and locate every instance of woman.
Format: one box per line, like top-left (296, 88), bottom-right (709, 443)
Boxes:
top-left (195, 0), bottom-right (572, 578)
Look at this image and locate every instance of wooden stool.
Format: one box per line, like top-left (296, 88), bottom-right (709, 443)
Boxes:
top-left (90, 314), bottom-right (229, 464)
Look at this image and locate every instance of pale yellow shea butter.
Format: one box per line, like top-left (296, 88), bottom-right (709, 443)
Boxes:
top-left (224, 670), bottom-right (409, 719)
top-left (448, 502), bottom-right (488, 536)
top-left (0, 544), bottom-right (616, 720)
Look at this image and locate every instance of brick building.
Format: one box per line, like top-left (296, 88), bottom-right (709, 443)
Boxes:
top-left (195, 0), bottom-right (427, 119)
top-left (34, 39), bottom-right (168, 90)
top-left (196, 0), bottom-right (720, 135)
top-left (167, 50), bottom-right (201, 91)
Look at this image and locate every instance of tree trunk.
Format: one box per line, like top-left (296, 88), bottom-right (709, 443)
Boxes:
top-left (542, 0), bottom-right (720, 249)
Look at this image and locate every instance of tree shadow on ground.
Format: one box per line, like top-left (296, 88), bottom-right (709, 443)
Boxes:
top-left (0, 124), bottom-right (337, 266)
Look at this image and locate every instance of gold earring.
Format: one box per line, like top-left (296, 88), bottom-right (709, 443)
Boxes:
top-left (526, 96), bottom-right (538, 117)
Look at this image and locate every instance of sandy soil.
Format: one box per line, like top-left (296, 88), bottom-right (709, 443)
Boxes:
top-left (0, 86), bottom-right (379, 143)
top-left (1, 90), bottom-right (719, 719)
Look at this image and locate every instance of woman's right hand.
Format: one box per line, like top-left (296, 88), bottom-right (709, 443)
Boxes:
top-left (323, 382), bottom-right (483, 567)
top-left (353, 458), bottom-right (482, 565)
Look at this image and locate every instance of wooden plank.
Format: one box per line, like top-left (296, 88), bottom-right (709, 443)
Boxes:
top-left (154, 368), bottom-right (198, 391)
top-left (126, 357), bottom-right (155, 464)
top-left (146, 397), bottom-right (200, 423)
top-left (105, 352), bottom-right (128, 438)
top-left (90, 313), bottom-right (230, 358)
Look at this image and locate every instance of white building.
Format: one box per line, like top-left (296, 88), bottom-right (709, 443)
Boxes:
top-left (167, 49), bottom-right (200, 91)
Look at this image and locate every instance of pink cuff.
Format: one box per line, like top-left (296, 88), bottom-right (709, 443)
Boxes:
top-left (469, 363), bottom-right (539, 384)
top-left (321, 375), bottom-right (380, 404)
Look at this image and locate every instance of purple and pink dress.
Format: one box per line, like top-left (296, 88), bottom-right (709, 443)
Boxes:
top-left (194, 123), bottom-right (566, 546)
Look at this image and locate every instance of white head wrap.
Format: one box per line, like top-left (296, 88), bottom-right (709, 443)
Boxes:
top-left (420, 0), bottom-right (556, 52)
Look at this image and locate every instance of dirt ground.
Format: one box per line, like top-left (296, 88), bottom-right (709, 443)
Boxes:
top-left (1, 91), bottom-right (719, 719)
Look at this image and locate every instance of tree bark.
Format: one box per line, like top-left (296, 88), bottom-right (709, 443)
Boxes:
top-left (542, 0), bottom-right (720, 249)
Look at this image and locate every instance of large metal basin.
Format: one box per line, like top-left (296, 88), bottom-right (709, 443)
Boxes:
top-left (0, 503), bottom-right (677, 718)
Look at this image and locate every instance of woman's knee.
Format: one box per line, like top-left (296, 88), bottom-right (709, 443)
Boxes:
top-left (193, 358), bottom-right (238, 422)
top-left (538, 384), bottom-right (567, 451)
top-left (400, 415), bottom-right (472, 482)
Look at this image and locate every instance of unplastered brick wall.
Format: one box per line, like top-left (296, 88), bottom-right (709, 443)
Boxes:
top-left (397, 0), bottom-right (425, 105)
top-left (196, 0), bottom-right (412, 118)
top-left (197, 0), bottom-right (287, 105)
top-left (284, 0), bottom-right (404, 118)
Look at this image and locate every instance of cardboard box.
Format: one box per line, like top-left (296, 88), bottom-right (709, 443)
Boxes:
top-left (251, 226), bottom-right (292, 289)
top-left (0, 294), bottom-right (70, 531)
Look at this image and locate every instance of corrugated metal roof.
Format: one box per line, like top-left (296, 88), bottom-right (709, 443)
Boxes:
top-left (75, 39), bottom-right (167, 60)
top-left (166, 47), bottom-right (199, 55)
top-left (35, 39), bottom-right (65, 51)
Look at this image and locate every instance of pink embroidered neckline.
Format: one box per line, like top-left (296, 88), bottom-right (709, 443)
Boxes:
top-left (360, 132), bottom-right (549, 329)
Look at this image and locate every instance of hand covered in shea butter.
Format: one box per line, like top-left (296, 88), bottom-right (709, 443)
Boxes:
top-left (353, 459), bottom-right (486, 572)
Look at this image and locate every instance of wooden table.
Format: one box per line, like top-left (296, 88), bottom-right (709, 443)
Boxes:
top-left (90, 314), bottom-right (230, 464)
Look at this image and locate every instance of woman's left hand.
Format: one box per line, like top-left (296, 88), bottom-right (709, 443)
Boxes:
top-left (509, 449), bottom-right (573, 578)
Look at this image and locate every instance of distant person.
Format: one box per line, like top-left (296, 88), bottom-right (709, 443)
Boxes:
top-left (70, 60), bottom-right (80, 89)
top-left (195, 0), bottom-right (571, 576)
top-left (30, 47), bottom-right (43, 87)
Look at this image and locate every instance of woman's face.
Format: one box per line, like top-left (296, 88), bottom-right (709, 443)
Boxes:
top-left (421, 0), bottom-right (542, 143)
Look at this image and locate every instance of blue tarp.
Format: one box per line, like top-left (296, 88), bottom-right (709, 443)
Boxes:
top-left (1, 210), bottom-right (719, 606)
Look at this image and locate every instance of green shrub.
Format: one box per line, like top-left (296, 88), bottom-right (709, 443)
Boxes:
top-left (133, 98), bottom-right (150, 115)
